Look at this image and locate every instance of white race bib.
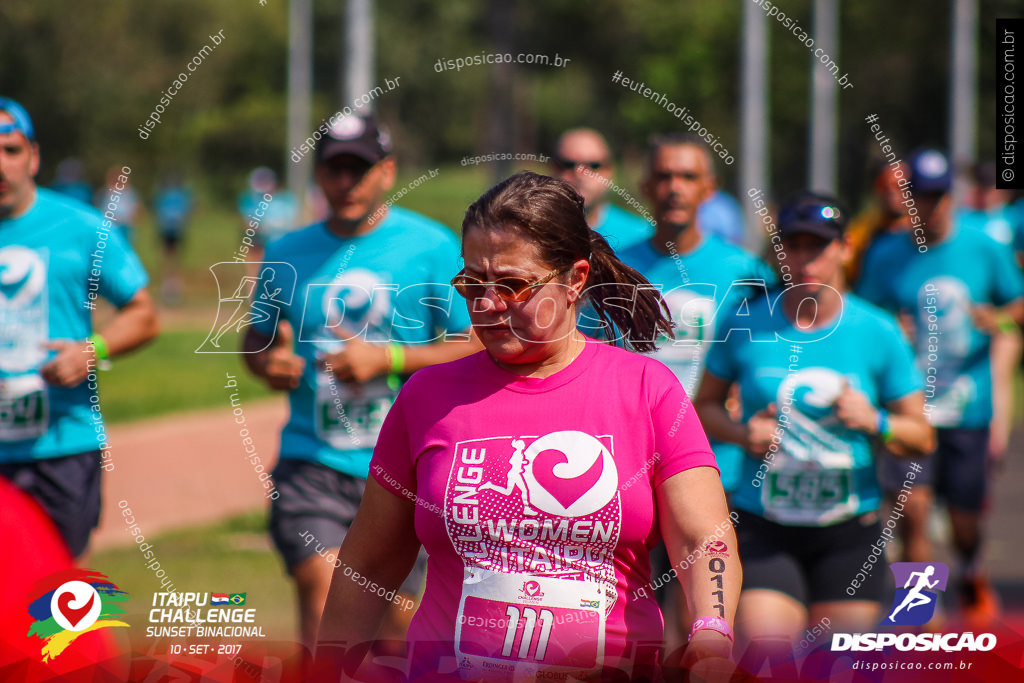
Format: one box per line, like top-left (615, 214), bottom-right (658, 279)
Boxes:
top-left (762, 446), bottom-right (858, 525)
top-left (454, 567), bottom-right (605, 681)
top-left (314, 373), bottom-right (393, 449)
top-left (0, 374), bottom-right (48, 441)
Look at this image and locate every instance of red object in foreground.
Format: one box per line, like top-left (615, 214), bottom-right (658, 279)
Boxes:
top-left (0, 475), bottom-right (127, 682)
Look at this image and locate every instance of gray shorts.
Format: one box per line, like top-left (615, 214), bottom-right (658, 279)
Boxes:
top-left (268, 458), bottom-right (427, 595)
top-left (0, 451), bottom-right (102, 557)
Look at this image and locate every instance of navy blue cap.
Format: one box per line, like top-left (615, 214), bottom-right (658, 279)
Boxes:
top-left (907, 148), bottom-right (951, 195)
top-left (777, 192), bottom-right (847, 241)
top-left (0, 97), bottom-right (35, 142)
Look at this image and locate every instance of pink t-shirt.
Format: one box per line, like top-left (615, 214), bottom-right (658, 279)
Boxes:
top-left (370, 338), bottom-right (717, 680)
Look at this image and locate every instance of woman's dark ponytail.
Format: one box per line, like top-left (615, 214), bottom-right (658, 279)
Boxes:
top-left (585, 229), bottom-right (673, 353)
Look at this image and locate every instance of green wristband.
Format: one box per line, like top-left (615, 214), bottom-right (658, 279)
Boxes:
top-left (389, 344), bottom-right (405, 373)
top-left (88, 334), bottom-right (112, 371)
top-left (386, 344), bottom-right (405, 391)
top-left (996, 314), bottom-right (1018, 334)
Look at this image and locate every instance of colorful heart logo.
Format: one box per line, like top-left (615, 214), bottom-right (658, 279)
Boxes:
top-left (49, 581), bottom-right (102, 632)
top-left (523, 580), bottom-right (541, 597)
top-left (57, 591), bottom-right (95, 629)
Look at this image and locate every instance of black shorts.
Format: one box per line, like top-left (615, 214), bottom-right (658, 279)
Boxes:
top-left (735, 508), bottom-right (887, 604)
top-left (160, 230), bottom-right (183, 250)
top-left (0, 451), bottom-right (103, 557)
top-left (880, 427), bottom-right (989, 512)
top-left (269, 458), bottom-right (427, 595)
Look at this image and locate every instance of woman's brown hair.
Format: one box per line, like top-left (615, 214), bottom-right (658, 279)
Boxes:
top-left (461, 171), bottom-right (672, 353)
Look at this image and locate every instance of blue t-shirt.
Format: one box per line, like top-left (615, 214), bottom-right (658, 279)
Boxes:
top-left (253, 207), bottom-right (472, 478)
top-left (856, 227), bottom-right (1024, 428)
top-left (0, 189), bottom-right (149, 461)
top-left (705, 294), bottom-right (922, 525)
top-left (616, 234), bottom-right (776, 492)
top-left (697, 191), bottom-right (746, 246)
top-left (594, 204), bottom-right (654, 253)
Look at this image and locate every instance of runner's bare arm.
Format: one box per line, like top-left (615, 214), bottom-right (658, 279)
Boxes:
top-left (41, 288), bottom-right (159, 387)
top-left (242, 320), bottom-right (304, 390)
top-left (656, 466), bottom-right (739, 667)
top-left (879, 391), bottom-right (935, 457)
top-left (694, 372), bottom-right (775, 454)
top-left (320, 328), bottom-right (484, 384)
top-left (315, 476), bottom-right (420, 673)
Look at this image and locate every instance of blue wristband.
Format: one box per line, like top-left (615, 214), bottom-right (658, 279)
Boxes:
top-left (876, 409), bottom-right (893, 441)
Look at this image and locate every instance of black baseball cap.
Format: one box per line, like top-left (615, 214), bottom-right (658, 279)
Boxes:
top-left (907, 147), bottom-right (952, 195)
top-left (777, 192), bottom-right (847, 241)
top-left (315, 113), bottom-right (392, 164)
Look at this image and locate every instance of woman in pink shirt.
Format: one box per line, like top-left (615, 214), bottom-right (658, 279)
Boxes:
top-left (316, 172), bottom-right (739, 681)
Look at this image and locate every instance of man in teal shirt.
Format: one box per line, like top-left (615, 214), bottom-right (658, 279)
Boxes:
top-left (243, 114), bottom-right (479, 649)
top-left (857, 148), bottom-right (1024, 623)
top-left (550, 128), bottom-right (653, 252)
top-left (0, 97), bottom-right (158, 558)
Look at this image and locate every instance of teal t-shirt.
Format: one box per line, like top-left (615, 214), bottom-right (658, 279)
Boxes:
top-left (594, 204), bottom-right (654, 253)
top-left (705, 294), bottom-right (922, 525)
top-left (616, 234), bottom-right (776, 491)
top-left (0, 189), bottom-right (148, 461)
top-left (253, 207), bottom-right (471, 478)
top-left (856, 227), bottom-right (1024, 428)
top-left (955, 204), bottom-right (1024, 255)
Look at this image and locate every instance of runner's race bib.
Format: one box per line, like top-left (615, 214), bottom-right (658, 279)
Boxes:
top-left (762, 448), bottom-right (858, 525)
top-left (455, 567), bottom-right (605, 681)
top-left (314, 372), bottom-right (394, 449)
top-left (0, 374), bottom-right (48, 441)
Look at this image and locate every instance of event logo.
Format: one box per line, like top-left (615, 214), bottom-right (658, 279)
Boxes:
top-left (704, 540), bottom-right (730, 557)
top-left (26, 570), bottom-right (129, 661)
top-left (519, 580), bottom-right (545, 602)
top-left (832, 562), bottom-right (996, 652)
top-left (886, 562), bottom-right (948, 625)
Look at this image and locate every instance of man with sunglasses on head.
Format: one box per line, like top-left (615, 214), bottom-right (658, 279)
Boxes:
top-left (857, 148), bottom-right (1024, 626)
top-left (551, 128), bottom-right (654, 252)
top-left (242, 113), bottom-right (480, 652)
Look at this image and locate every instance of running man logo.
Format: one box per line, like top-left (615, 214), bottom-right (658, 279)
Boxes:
top-left (886, 562), bottom-right (949, 625)
top-left (196, 262), bottom-right (297, 353)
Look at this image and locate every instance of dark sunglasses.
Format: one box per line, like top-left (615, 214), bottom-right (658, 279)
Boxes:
top-left (555, 158), bottom-right (605, 171)
top-left (451, 268), bottom-right (562, 303)
top-left (778, 202), bottom-right (843, 227)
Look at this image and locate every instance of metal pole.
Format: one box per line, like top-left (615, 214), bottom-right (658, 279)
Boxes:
top-left (740, 0), bottom-right (770, 252)
top-left (808, 0), bottom-right (839, 194)
top-left (344, 0), bottom-right (375, 113)
top-left (949, 0), bottom-right (977, 204)
top-left (287, 0), bottom-right (313, 220)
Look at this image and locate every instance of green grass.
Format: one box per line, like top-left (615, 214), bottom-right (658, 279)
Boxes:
top-left (91, 510), bottom-right (297, 642)
top-left (98, 327), bottom-right (274, 424)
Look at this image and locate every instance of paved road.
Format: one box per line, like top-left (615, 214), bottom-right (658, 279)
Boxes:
top-left (92, 398), bottom-right (286, 549)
